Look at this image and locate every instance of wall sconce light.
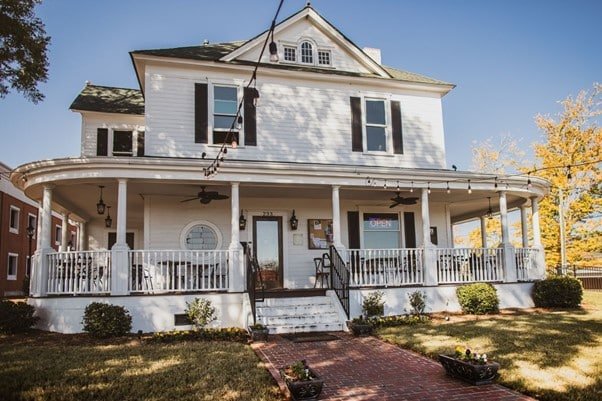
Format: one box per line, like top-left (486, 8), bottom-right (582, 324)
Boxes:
top-left (105, 206), bottom-right (112, 228)
top-left (289, 209), bottom-right (298, 231)
top-left (96, 185), bottom-right (106, 215)
top-left (239, 210), bottom-right (247, 231)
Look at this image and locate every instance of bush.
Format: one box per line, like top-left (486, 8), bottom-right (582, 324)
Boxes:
top-left (362, 291), bottom-right (385, 318)
top-left (82, 302), bottom-right (132, 338)
top-left (369, 314), bottom-right (430, 328)
top-left (408, 290), bottom-right (427, 315)
top-left (186, 298), bottom-right (217, 329)
top-left (533, 276), bottom-right (583, 308)
top-left (0, 299), bottom-right (38, 333)
top-left (150, 328), bottom-right (249, 343)
top-left (456, 283), bottom-right (499, 315)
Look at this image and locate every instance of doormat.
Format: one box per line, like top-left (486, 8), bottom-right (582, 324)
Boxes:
top-left (280, 332), bottom-right (340, 343)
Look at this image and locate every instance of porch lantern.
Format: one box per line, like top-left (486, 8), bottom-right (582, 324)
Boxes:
top-left (289, 210), bottom-right (298, 230)
top-left (105, 206), bottom-right (112, 228)
top-left (239, 211), bottom-right (247, 231)
top-left (96, 185), bottom-right (106, 215)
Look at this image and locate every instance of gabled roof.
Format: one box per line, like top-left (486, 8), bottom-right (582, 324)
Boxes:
top-left (70, 84), bottom-right (144, 115)
top-left (132, 41), bottom-right (245, 62)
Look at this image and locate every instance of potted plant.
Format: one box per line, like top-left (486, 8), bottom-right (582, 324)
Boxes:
top-left (248, 323), bottom-right (269, 342)
top-left (346, 315), bottom-right (373, 336)
top-left (438, 346), bottom-right (500, 385)
top-left (279, 360), bottom-right (323, 401)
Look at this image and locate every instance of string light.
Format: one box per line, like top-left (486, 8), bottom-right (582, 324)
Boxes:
top-left (427, 182), bottom-right (431, 194)
top-left (467, 179), bottom-right (472, 194)
top-left (410, 181), bottom-right (414, 192)
top-left (383, 179), bottom-right (388, 190)
top-left (446, 181), bottom-right (450, 194)
top-left (396, 180), bottom-right (400, 191)
top-left (494, 176), bottom-right (498, 189)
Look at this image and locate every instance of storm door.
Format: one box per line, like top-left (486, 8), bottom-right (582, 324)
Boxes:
top-left (253, 216), bottom-right (284, 289)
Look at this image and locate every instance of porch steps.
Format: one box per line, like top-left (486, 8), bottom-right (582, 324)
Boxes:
top-left (256, 295), bottom-right (345, 334)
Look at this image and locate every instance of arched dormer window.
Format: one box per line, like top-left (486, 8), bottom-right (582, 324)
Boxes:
top-left (300, 41), bottom-right (313, 64)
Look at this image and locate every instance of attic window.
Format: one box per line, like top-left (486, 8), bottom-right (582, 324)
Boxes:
top-left (284, 46), bottom-right (296, 62)
top-left (318, 50), bottom-right (331, 66)
top-left (300, 42), bottom-right (313, 64)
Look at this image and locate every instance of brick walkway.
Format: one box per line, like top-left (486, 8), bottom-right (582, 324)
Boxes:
top-left (252, 333), bottom-right (535, 401)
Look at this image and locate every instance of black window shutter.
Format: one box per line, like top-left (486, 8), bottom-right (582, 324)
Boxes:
top-left (243, 87), bottom-right (257, 146)
top-left (403, 212), bottom-right (416, 248)
top-left (347, 211), bottom-right (360, 248)
top-left (350, 97), bottom-right (363, 152)
top-left (137, 131), bottom-right (145, 156)
top-left (194, 83), bottom-right (208, 144)
top-left (96, 128), bottom-right (108, 156)
top-left (391, 100), bottom-right (403, 154)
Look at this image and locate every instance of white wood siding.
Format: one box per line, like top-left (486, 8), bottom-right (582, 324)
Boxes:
top-left (144, 64), bottom-right (446, 169)
top-left (80, 113), bottom-right (145, 157)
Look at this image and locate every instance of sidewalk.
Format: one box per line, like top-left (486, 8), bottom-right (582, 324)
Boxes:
top-left (252, 333), bottom-right (536, 401)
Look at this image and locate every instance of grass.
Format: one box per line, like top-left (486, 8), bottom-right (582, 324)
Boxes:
top-left (377, 291), bottom-right (602, 401)
top-left (0, 333), bottom-right (284, 401)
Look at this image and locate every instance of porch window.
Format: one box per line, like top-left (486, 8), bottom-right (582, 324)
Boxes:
top-left (213, 85), bottom-right (239, 145)
top-left (365, 99), bottom-right (387, 152)
top-left (113, 130), bottom-right (133, 156)
top-left (363, 213), bottom-right (400, 249)
top-left (184, 224), bottom-right (219, 250)
top-left (9, 206), bottom-right (20, 234)
top-left (7, 253), bottom-right (18, 280)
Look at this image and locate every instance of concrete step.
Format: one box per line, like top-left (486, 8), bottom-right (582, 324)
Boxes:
top-left (258, 312), bottom-right (340, 326)
top-left (267, 322), bottom-right (346, 334)
top-left (256, 303), bottom-right (335, 316)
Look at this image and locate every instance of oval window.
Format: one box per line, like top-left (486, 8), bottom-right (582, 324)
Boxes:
top-left (184, 224), bottom-right (219, 250)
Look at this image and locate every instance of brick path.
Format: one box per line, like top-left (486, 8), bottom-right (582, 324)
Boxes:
top-left (252, 333), bottom-right (535, 401)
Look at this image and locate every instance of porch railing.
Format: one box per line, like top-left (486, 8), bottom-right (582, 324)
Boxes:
top-left (128, 250), bottom-right (229, 294)
top-left (346, 248), bottom-right (423, 287)
top-left (436, 248), bottom-right (503, 284)
top-left (329, 246), bottom-right (350, 319)
top-left (47, 251), bottom-right (111, 295)
top-left (244, 245), bottom-right (264, 325)
top-left (515, 248), bottom-right (538, 281)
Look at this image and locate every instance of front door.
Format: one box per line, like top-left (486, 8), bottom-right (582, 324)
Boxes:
top-left (253, 216), bottom-right (283, 289)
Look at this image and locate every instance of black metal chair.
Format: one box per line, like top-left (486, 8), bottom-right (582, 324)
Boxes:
top-left (314, 253), bottom-right (331, 288)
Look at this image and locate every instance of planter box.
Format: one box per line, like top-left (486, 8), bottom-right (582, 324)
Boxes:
top-left (438, 354), bottom-right (500, 385)
top-left (248, 327), bottom-right (269, 342)
top-left (279, 368), bottom-right (324, 401)
top-left (346, 320), bottom-right (373, 336)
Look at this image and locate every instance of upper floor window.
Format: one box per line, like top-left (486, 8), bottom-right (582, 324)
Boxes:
top-left (97, 128), bottom-right (144, 157)
top-left (365, 99), bottom-right (387, 152)
top-left (284, 46), bottom-right (296, 62)
top-left (213, 85), bottom-right (239, 145)
top-left (300, 42), bottom-right (313, 64)
top-left (318, 50), bottom-right (331, 66)
top-left (9, 206), bottom-right (20, 234)
top-left (113, 130), bottom-right (133, 156)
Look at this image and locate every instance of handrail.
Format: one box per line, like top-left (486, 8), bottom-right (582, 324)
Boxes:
top-left (329, 245), bottom-right (350, 319)
top-left (245, 244), bottom-right (263, 325)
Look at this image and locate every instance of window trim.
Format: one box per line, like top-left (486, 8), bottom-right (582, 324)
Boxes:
top-left (179, 220), bottom-right (223, 251)
top-left (99, 126), bottom-right (144, 157)
top-left (362, 97), bottom-right (392, 154)
top-left (317, 49), bottom-right (332, 66)
top-left (27, 213), bottom-right (37, 239)
top-left (55, 225), bottom-right (62, 246)
top-left (7, 253), bottom-right (18, 281)
top-left (9, 205), bottom-right (20, 234)
top-left (283, 45), bottom-right (297, 62)
top-left (299, 41), bottom-right (314, 65)
top-left (208, 81), bottom-right (244, 147)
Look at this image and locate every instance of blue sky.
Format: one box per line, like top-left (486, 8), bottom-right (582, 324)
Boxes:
top-left (0, 0), bottom-right (600, 170)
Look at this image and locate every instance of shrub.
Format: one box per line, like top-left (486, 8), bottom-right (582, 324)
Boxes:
top-left (186, 298), bottom-right (217, 329)
top-left (456, 283), bottom-right (499, 315)
top-left (369, 314), bottom-right (430, 328)
top-left (408, 290), bottom-right (427, 315)
top-left (150, 328), bottom-right (249, 343)
top-left (533, 276), bottom-right (583, 308)
top-left (82, 302), bottom-right (132, 338)
top-left (362, 291), bottom-right (385, 318)
top-left (0, 299), bottom-right (38, 333)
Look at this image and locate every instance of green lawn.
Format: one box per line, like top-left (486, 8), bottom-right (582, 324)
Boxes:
top-left (378, 291), bottom-right (602, 401)
top-left (0, 333), bottom-right (283, 401)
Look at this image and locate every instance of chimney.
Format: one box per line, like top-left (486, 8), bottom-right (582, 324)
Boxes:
top-left (363, 47), bottom-right (381, 64)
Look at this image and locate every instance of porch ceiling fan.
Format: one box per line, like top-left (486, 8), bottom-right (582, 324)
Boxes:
top-left (389, 192), bottom-right (418, 208)
top-left (181, 186), bottom-right (229, 204)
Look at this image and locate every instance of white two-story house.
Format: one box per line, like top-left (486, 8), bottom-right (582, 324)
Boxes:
top-left (12, 5), bottom-right (548, 333)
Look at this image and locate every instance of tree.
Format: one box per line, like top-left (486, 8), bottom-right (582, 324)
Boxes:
top-left (471, 133), bottom-right (528, 174)
top-left (0, 0), bottom-right (50, 103)
top-left (533, 84), bottom-right (601, 268)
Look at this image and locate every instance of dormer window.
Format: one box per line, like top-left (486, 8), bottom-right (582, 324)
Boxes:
top-left (284, 46), bottom-right (296, 62)
top-left (318, 50), bottom-right (331, 66)
top-left (300, 41), bottom-right (313, 64)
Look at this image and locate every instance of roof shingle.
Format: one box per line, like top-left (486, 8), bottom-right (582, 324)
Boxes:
top-left (70, 84), bottom-right (144, 115)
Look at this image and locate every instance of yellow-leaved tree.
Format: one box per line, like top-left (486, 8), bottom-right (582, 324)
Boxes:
top-left (533, 84), bottom-right (601, 268)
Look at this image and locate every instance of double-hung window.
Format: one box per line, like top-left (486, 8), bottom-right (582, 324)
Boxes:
top-left (9, 206), bottom-right (20, 234)
top-left (365, 99), bottom-right (387, 152)
top-left (213, 85), bottom-right (239, 145)
top-left (7, 253), bottom-right (18, 280)
top-left (113, 130), bottom-right (133, 156)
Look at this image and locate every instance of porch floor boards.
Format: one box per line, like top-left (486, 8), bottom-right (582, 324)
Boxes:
top-left (253, 333), bottom-right (536, 401)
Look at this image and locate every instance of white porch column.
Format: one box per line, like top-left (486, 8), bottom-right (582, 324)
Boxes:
top-left (33, 185), bottom-right (54, 297)
top-left (229, 182), bottom-right (244, 292)
top-left (480, 216), bottom-right (488, 248)
top-left (531, 197), bottom-right (546, 279)
top-left (421, 188), bottom-right (437, 286)
top-left (520, 205), bottom-right (529, 248)
top-left (79, 222), bottom-right (88, 251)
top-left (36, 206), bottom-right (42, 250)
top-left (499, 191), bottom-right (517, 282)
top-left (331, 185), bottom-right (344, 249)
top-left (60, 213), bottom-right (69, 251)
top-left (111, 179), bottom-right (129, 295)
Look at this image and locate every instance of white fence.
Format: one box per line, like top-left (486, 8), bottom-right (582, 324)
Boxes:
top-left (515, 248), bottom-right (538, 281)
top-left (345, 248), bottom-right (423, 287)
top-left (47, 251), bottom-right (111, 295)
top-left (128, 250), bottom-right (229, 293)
top-left (436, 248), bottom-right (504, 284)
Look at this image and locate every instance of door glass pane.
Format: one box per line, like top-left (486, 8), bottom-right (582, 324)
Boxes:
top-left (256, 221), bottom-right (279, 270)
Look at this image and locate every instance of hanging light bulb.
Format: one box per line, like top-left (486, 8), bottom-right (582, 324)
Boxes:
top-left (427, 182), bottom-right (431, 194)
top-left (567, 165), bottom-right (572, 180)
top-left (410, 181), bottom-right (414, 193)
top-left (494, 176), bottom-right (498, 189)
top-left (237, 115), bottom-right (243, 130)
top-left (367, 177), bottom-right (371, 185)
top-left (251, 87), bottom-right (260, 107)
top-left (396, 180), bottom-right (400, 191)
top-left (467, 180), bottom-right (472, 194)
top-left (231, 138), bottom-right (238, 149)
top-left (384, 179), bottom-right (388, 190)
top-left (446, 181), bottom-right (451, 194)
top-left (223, 147), bottom-right (227, 155)
top-left (527, 177), bottom-right (532, 189)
